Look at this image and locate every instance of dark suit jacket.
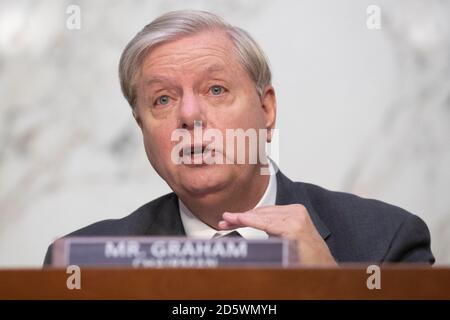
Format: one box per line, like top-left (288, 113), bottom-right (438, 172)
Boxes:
top-left (43, 170), bottom-right (435, 265)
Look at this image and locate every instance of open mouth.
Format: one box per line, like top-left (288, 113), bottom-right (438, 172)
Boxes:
top-left (179, 144), bottom-right (215, 159)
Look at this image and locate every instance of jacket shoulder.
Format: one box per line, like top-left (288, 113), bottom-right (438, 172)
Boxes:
top-left (43, 193), bottom-right (177, 266)
top-left (301, 182), bottom-right (433, 263)
top-left (67, 192), bottom-right (177, 236)
top-left (303, 182), bottom-right (410, 227)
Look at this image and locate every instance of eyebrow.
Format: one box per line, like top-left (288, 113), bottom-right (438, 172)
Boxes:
top-left (143, 64), bottom-right (228, 87)
top-left (205, 64), bottom-right (226, 73)
top-left (144, 75), bottom-right (174, 87)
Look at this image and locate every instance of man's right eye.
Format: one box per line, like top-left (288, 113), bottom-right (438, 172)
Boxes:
top-left (155, 95), bottom-right (170, 106)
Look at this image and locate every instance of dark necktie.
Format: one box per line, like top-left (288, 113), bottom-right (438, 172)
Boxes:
top-left (213, 231), bottom-right (243, 238)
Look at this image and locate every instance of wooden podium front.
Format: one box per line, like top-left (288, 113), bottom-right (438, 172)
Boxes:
top-left (0, 267), bottom-right (449, 300)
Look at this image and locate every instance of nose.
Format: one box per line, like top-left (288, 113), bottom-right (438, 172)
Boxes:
top-left (178, 92), bottom-right (207, 130)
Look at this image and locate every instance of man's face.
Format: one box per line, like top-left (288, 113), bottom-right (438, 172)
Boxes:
top-left (134, 30), bottom-right (275, 201)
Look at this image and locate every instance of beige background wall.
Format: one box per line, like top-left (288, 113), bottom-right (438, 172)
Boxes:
top-left (0, 0), bottom-right (448, 266)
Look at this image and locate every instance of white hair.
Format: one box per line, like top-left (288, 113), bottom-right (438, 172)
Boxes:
top-left (118, 10), bottom-right (272, 109)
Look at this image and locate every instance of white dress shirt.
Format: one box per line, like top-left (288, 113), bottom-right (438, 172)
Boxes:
top-left (179, 161), bottom-right (277, 239)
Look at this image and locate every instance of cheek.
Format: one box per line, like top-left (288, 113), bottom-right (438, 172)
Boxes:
top-left (142, 125), bottom-right (175, 164)
top-left (223, 97), bottom-right (265, 130)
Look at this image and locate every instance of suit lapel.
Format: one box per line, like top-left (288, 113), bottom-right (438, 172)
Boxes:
top-left (146, 193), bottom-right (186, 236)
top-left (275, 169), bottom-right (331, 241)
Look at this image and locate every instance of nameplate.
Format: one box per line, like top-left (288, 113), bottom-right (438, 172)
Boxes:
top-left (52, 237), bottom-right (298, 268)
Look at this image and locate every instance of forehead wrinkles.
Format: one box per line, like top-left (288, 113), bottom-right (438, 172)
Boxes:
top-left (145, 47), bottom-right (239, 75)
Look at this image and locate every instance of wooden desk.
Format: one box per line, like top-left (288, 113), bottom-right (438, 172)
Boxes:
top-left (0, 267), bottom-right (449, 299)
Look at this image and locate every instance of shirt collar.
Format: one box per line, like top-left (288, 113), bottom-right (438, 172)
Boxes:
top-left (179, 160), bottom-right (277, 239)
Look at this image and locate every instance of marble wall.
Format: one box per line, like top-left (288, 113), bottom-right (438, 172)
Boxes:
top-left (0, 0), bottom-right (448, 266)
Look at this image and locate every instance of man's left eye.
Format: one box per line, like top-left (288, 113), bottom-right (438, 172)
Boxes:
top-left (209, 85), bottom-right (225, 96)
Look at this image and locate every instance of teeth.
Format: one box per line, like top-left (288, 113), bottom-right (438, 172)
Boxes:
top-left (182, 146), bottom-right (206, 157)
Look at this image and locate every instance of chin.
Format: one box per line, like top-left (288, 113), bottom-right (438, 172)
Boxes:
top-left (177, 165), bottom-right (231, 197)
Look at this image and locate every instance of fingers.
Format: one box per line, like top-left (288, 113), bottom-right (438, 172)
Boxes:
top-left (217, 220), bottom-right (243, 230)
top-left (220, 210), bottom-right (284, 235)
top-left (217, 205), bottom-right (337, 265)
top-left (218, 204), bottom-right (310, 238)
top-left (217, 212), bottom-right (251, 230)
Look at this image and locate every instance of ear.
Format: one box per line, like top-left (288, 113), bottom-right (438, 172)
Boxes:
top-left (260, 85), bottom-right (277, 142)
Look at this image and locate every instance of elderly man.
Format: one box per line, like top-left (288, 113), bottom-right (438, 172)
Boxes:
top-left (44, 10), bottom-right (434, 266)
